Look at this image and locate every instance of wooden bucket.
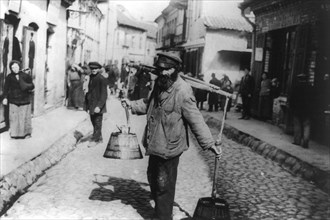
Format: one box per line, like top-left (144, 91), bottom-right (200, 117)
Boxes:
top-left (103, 107), bottom-right (143, 160)
top-left (103, 131), bottom-right (143, 160)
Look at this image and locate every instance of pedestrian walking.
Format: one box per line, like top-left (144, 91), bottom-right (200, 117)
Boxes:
top-left (85, 62), bottom-right (108, 148)
top-left (195, 73), bottom-right (207, 110)
top-left (238, 67), bottom-right (255, 119)
top-left (258, 72), bottom-right (272, 120)
top-left (2, 60), bottom-right (34, 139)
top-left (66, 64), bottom-right (84, 110)
top-left (121, 52), bottom-right (222, 220)
top-left (208, 73), bottom-right (221, 112)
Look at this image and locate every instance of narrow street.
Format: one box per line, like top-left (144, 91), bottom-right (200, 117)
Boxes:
top-left (2, 96), bottom-right (330, 220)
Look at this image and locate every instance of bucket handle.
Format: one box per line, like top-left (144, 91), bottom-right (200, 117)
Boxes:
top-left (125, 107), bottom-right (131, 133)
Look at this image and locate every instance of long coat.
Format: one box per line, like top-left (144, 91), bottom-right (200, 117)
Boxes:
top-left (239, 74), bottom-right (255, 96)
top-left (3, 71), bottom-right (34, 105)
top-left (85, 73), bottom-right (107, 114)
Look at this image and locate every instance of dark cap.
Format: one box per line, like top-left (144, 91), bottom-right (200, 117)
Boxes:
top-left (88, 62), bottom-right (102, 70)
top-left (155, 52), bottom-right (182, 69)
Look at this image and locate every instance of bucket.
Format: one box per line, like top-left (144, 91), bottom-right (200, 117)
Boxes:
top-left (103, 106), bottom-right (143, 160)
top-left (103, 131), bottom-right (143, 159)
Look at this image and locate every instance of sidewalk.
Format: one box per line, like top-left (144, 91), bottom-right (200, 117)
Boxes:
top-left (202, 109), bottom-right (330, 194)
top-left (0, 106), bottom-right (90, 177)
top-left (1, 106), bottom-right (92, 214)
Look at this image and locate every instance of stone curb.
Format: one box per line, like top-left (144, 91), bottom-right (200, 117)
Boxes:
top-left (0, 119), bottom-right (92, 216)
top-left (204, 115), bottom-right (330, 195)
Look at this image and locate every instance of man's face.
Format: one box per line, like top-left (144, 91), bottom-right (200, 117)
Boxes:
top-left (157, 67), bottom-right (178, 91)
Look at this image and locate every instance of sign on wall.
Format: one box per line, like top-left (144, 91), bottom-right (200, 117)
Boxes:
top-left (255, 47), bottom-right (263, 61)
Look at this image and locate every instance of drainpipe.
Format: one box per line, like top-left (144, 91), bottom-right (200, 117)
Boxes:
top-left (240, 6), bottom-right (256, 71)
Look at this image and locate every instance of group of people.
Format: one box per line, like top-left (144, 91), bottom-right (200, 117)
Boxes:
top-left (194, 72), bottom-right (234, 118)
top-left (122, 62), bottom-right (153, 101)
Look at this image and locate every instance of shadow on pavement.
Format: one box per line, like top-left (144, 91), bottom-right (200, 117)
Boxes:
top-left (89, 175), bottom-right (154, 219)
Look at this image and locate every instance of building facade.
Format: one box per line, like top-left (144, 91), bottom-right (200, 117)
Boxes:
top-left (111, 5), bottom-right (157, 69)
top-left (67, 0), bottom-right (103, 66)
top-left (240, 0), bottom-right (330, 145)
top-left (155, 0), bottom-right (252, 84)
top-left (0, 0), bottom-right (74, 132)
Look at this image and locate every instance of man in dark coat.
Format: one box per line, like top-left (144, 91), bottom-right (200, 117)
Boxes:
top-left (85, 62), bottom-right (108, 147)
top-left (290, 74), bottom-right (314, 148)
top-left (195, 74), bottom-right (207, 110)
top-left (208, 73), bottom-right (221, 111)
top-left (239, 67), bottom-right (255, 119)
top-left (134, 66), bottom-right (152, 99)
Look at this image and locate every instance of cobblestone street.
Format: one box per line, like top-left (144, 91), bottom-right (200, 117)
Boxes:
top-left (2, 97), bottom-right (330, 220)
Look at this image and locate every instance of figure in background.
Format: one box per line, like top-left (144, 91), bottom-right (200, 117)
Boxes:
top-left (195, 73), bottom-right (207, 110)
top-left (28, 32), bottom-right (35, 72)
top-left (108, 64), bottom-right (119, 95)
top-left (2, 60), bottom-right (34, 138)
top-left (238, 67), bottom-right (255, 120)
top-left (127, 65), bottom-right (138, 100)
top-left (67, 64), bottom-right (84, 110)
top-left (220, 80), bottom-right (234, 119)
top-left (219, 74), bottom-right (231, 110)
top-left (290, 74), bottom-right (314, 149)
top-left (258, 72), bottom-right (272, 120)
top-left (208, 73), bottom-right (221, 112)
top-left (82, 64), bottom-right (91, 96)
top-left (120, 61), bottom-right (129, 89)
top-left (85, 62), bottom-right (108, 148)
top-left (134, 65), bottom-right (152, 100)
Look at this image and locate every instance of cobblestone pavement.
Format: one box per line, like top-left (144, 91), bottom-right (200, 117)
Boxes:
top-left (3, 97), bottom-right (330, 220)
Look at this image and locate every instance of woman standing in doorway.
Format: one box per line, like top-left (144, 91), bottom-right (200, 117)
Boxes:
top-left (258, 72), bottom-right (272, 120)
top-left (2, 60), bottom-right (34, 138)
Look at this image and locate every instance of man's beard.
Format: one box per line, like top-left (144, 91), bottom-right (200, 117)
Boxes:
top-left (156, 71), bottom-right (179, 91)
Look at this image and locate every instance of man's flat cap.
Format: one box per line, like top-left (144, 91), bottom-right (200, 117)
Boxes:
top-left (155, 52), bottom-right (182, 69)
top-left (88, 62), bottom-right (102, 69)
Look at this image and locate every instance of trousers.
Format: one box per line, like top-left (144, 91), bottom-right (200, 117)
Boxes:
top-left (147, 154), bottom-right (180, 220)
top-left (90, 113), bottom-right (103, 142)
top-left (293, 115), bottom-right (310, 148)
top-left (241, 95), bottom-right (252, 117)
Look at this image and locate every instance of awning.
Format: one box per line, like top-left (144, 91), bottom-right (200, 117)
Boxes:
top-left (179, 39), bottom-right (205, 49)
top-left (218, 48), bottom-right (252, 53)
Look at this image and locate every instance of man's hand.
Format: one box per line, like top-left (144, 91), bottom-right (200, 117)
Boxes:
top-left (94, 107), bottom-right (100, 113)
top-left (121, 98), bottom-right (131, 109)
top-left (2, 98), bottom-right (8, 105)
top-left (209, 143), bottom-right (222, 157)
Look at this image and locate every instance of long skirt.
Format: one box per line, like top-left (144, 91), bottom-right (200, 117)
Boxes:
top-left (9, 103), bottom-right (32, 138)
top-left (67, 80), bottom-right (84, 108)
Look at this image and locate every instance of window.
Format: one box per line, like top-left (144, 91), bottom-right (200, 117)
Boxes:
top-left (132, 36), bottom-right (135, 48)
top-left (124, 33), bottom-right (128, 45)
top-left (139, 36), bottom-right (142, 49)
